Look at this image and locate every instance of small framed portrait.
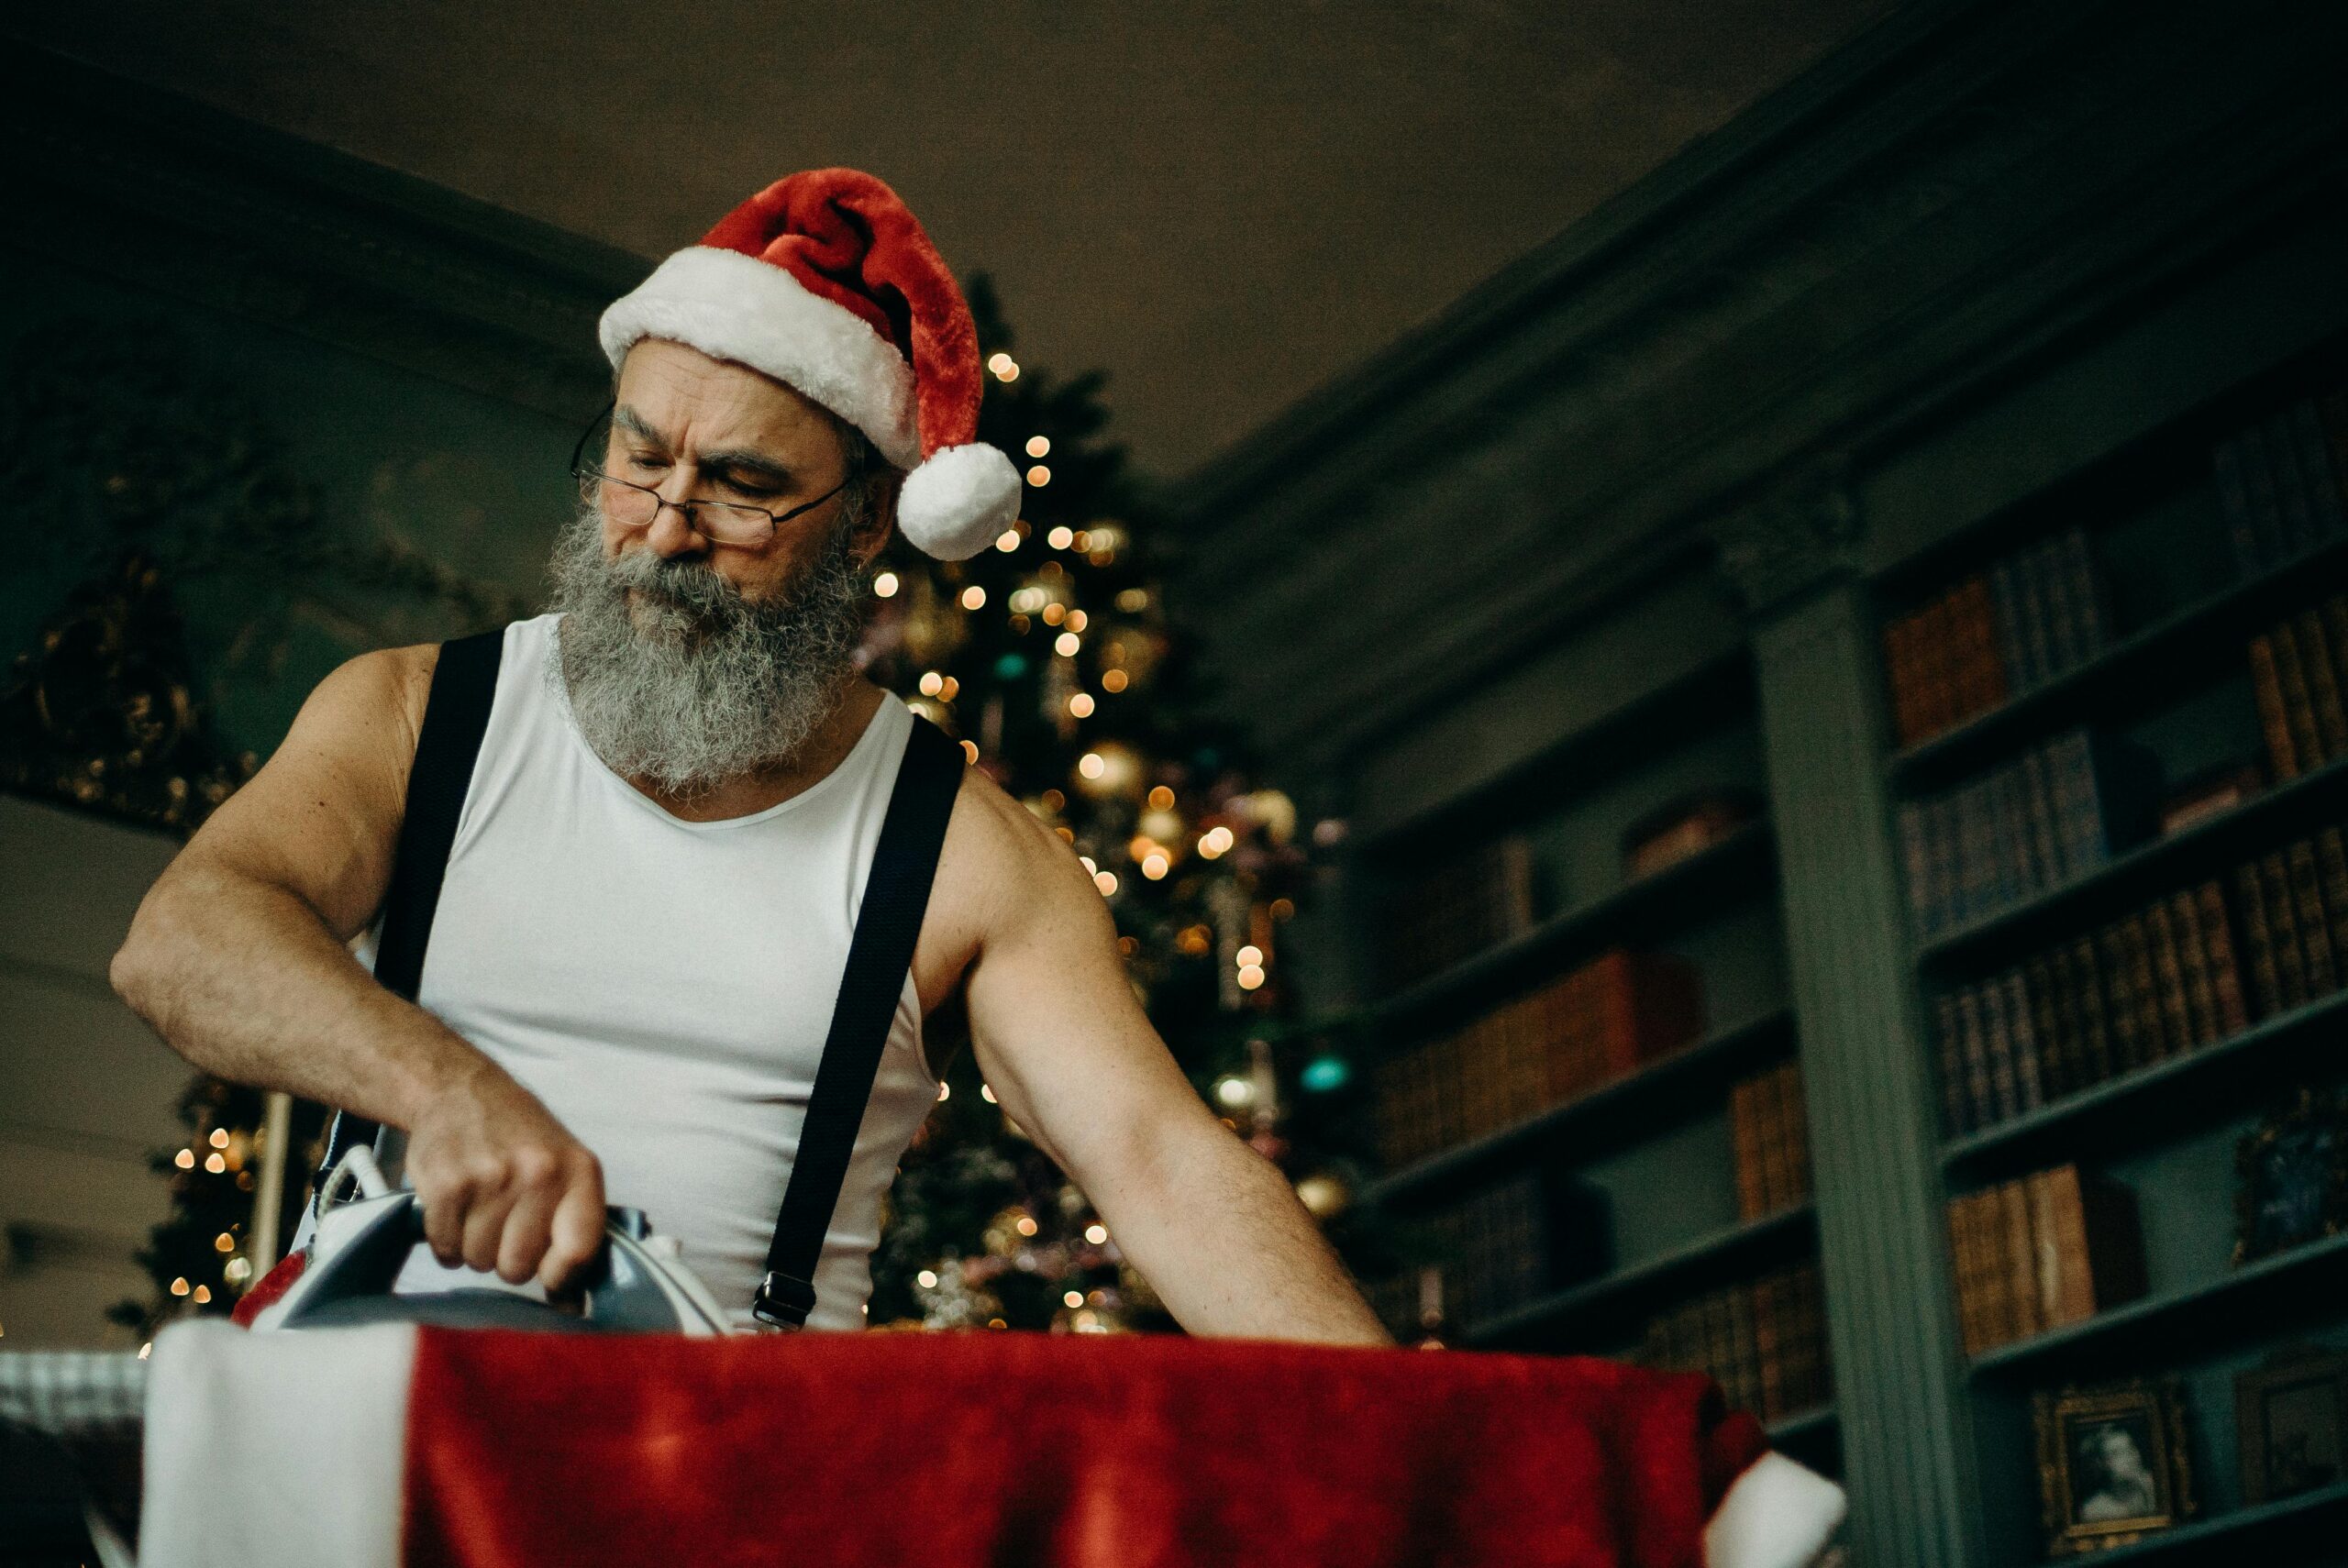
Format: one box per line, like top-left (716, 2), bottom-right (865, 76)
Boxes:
top-left (2234, 1087), bottom-right (2348, 1265)
top-left (2237, 1345), bottom-right (2348, 1504)
top-left (2033, 1380), bottom-right (2195, 1555)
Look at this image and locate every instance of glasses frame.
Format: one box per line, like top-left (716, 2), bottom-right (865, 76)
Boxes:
top-left (568, 399), bottom-right (853, 547)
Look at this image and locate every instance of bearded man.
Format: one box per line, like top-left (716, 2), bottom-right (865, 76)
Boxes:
top-left (109, 169), bottom-right (1391, 1344)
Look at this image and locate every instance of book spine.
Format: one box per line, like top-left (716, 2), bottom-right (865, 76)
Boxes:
top-left (2079, 1174), bottom-right (2151, 1310)
top-left (2002, 970), bottom-right (2045, 1111)
top-left (2170, 889), bottom-right (2221, 1046)
top-left (2019, 746), bottom-right (2063, 895)
top-left (1935, 993), bottom-right (1972, 1136)
top-left (2121, 915), bottom-right (2169, 1062)
top-left (2071, 936), bottom-right (2117, 1085)
top-left (2265, 851), bottom-right (2309, 1009)
top-left (2251, 635), bottom-right (2302, 782)
top-left (1964, 576), bottom-right (2010, 714)
top-left (2319, 827), bottom-right (2348, 972)
top-left (2025, 1170), bottom-right (2066, 1331)
top-left (1981, 977), bottom-right (2021, 1122)
top-left (2099, 924), bottom-right (2146, 1072)
top-left (1958, 988), bottom-right (1995, 1131)
top-left (2197, 879), bottom-right (2251, 1037)
top-left (2040, 1164), bottom-right (2094, 1328)
top-left (2298, 611), bottom-right (2348, 759)
top-left (2239, 861), bottom-right (2285, 1020)
top-left (1948, 1192), bottom-right (1989, 1356)
top-left (2063, 527), bottom-right (2110, 658)
top-left (1999, 1178), bottom-right (2045, 1339)
top-left (2274, 620), bottom-right (2330, 772)
top-left (2145, 900), bottom-right (2196, 1057)
top-left (2027, 957), bottom-right (2071, 1103)
top-left (2017, 549), bottom-right (2055, 697)
top-left (2289, 838), bottom-right (2339, 998)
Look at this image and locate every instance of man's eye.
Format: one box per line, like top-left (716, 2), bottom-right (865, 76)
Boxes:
top-left (626, 453), bottom-right (668, 471)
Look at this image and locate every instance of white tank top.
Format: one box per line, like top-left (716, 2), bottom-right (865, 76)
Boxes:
top-left (295, 613), bottom-right (941, 1331)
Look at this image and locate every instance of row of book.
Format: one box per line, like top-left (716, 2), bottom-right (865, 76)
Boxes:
top-left (1946, 1165), bottom-right (2146, 1358)
top-left (1933, 879), bottom-right (2244, 1135)
top-left (1364, 1170), bottom-right (1612, 1337)
top-left (1731, 1061), bottom-right (1811, 1221)
top-left (1372, 950), bottom-right (1705, 1169)
top-left (2250, 595), bottom-right (2348, 782)
top-left (1897, 729), bottom-right (2159, 940)
top-left (1637, 1263), bottom-right (1833, 1424)
top-left (1881, 526), bottom-right (2109, 749)
top-left (2236, 827), bottom-right (2348, 1018)
top-left (2213, 390), bottom-right (2348, 575)
top-left (1373, 834), bottom-right (1534, 994)
top-left (1933, 823), bottom-right (2348, 1136)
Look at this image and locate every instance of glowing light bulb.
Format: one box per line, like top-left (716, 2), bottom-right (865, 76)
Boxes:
top-left (917, 1270), bottom-right (939, 1289)
top-left (208, 1129), bottom-right (229, 1149)
top-left (981, 1084), bottom-right (998, 1103)
top-left (205, 1153), bottom-right (227, 1174)
top-left (1143, 853), bottom-right (1168, 879)
top-left (1056, 632), bottom-right (1080, 657)
top-left (961, 585), bottom-right (986, 610)
top-left (1026, 436), bottom-right (1050, 458)
top-left (1069, 692), bottom-right (1094, 718)
top-left (988, 352), bottom-right (1020, 381)
top-left (874, 571), bottom-right (900, 598)
top-left (1079, 753), bottom-right (1105, 779)
top-left (174, 1149), bottom-right (194, 1170)
top-left (1047, 525), bottom-right (1074, 549)
top-left (936, 1080), bottom-right (951, 1101)
top-left (1064, 1290), bottom-right (1084, 1309)
top-left (1238, 965), bottom-right (1266, 990)
top-left (170, 1277), bottom-right (191, 1297)
top-left (1015, 1216), bottom-right (1039, 1237)
top-left (996, 528), bottom-right (1021, 552)
top-left (214, 1232), bottom-right (236, 1253)
top-left (919, 670), bottom-right (944, 696)
top-left (1102, 668), bottom-right (1127, 694)
top-left (1026, 465), bottom-right (1051, 487)
top-left (192, 1285), bottom-right (211, 1304)
top-left (1236, 945), bottom-right (1263, 967)
top-left (1094, 870), bottom-right (1118, 896)
top-left (1085, 1224), bottom-right (1108, 1244)
top-left (1066, 610), bottom-right (1088, 632)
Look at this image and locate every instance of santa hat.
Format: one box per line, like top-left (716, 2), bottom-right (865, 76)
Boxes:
top-left (596, 168), bottom-right (1020, 562)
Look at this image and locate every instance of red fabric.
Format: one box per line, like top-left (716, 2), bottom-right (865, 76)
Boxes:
top-left (402, 1329), bottom-right (1766, 1568)
top-left (699, 168), bottom-right (982, 459)
top-left (229, 1250), bottom-right (306, 1327)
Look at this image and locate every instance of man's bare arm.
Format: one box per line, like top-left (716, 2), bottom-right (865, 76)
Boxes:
top-left (110, 646), bottom-right (606, 1288)
top-left (952, 777), bottom-right (1393, 1345)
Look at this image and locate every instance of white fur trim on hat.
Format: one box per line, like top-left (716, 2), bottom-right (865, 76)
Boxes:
top-left (598, 247), bottom-right (921, 469)
top-left (1702, 1451), bottom-right (1847, 1568)
top-left (898, 442), bottom-right (1023, 561)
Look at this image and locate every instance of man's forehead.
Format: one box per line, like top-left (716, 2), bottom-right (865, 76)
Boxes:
top-left (615, 337), bottom-right (837, 449)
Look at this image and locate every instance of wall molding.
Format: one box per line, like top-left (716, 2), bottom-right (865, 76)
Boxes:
top-left (1167, 0), bottom-right (2348, 774)
top-left (2, 46), bottom-right (648, 421)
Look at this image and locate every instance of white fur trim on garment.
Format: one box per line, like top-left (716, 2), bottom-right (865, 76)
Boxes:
top-left (1703, 1451), bottom-right (1848, 1568)
top-left (142, 1319), bottom-right (418, 1568)
top-left (599, 247), bottom-right (921, 469)
top-left (897, 441), bottom-right (1023, 561)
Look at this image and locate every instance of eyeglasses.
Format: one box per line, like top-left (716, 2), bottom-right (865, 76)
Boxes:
top-left (568, 401), bottom-right (851, 548)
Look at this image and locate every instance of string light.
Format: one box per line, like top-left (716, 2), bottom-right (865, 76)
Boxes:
top-left (1142, 853), bottom-right (1168, 879)
top-left (1069, 693), bottom-right (1094, 718)
top-left (173, 1149), bottom-right (194, 1169)
top-left (1080, 855), bottom-right (1098, 873)
top-left (874, 571), bottom-right (900, 598)
top-left (918, 1270), bottom-right (938, 1288)
top-left (1056, 632), bottom-right (1080, 657)
top-left (1085, 1224), bottom-right (1109, 1244)
top-left (1078, 753), bottom-right (1105, 780)
top-left (1026, 436), bottom-right (1050, 458)
top-left (980, 1084), bottom-right (998, 1103)
top-left (1094, 869), bottom-right (1118, 896)
top-left (170, 1277), bottom-right (190, 1297)
top-left (1066, 610), bottom-right (1088, 632)
top-left (960, 739), bottom-right (980, 764)
top-left (1015, 1216), bottom-right (1038, 1237)
top-left (224, 1256), bottom-right (252, 1284)
top-left (995, 528), bottom-right (1022, 552)
top-left (192, 1285), bottom-right (211, 1304)
top-left (1148, 786), bottom-right (1175, 811)
top-left (204, 1153), bottom-right (227, 1174)
top-left (1235, 945), bottom-right (1263, 967)
top-left (988, 352), bottom-right (1020, 381)
top-left (1064, 1290), bottom-right (1084, 1309)
top-left (961, 585), bottom-right (986, 610)
top-left (1026, 465), bottom-right (1051, 487)
top-left (919, 671), bottom-right (945, 696)
top-left (1047, 525), bottom-right (1075, 549)
top-left (1116, 588), bottom-right (1149, 612)
top-left (1238, 965), bottom-right (1266, 990)
top-left (1042, 602), bottom-right (1066, 625)
top-left (936, 1081), bottom-right (951, 1101)
top-left (214, 1231), bottom-right (236, 1253)
top-left (208, 1129), bottom-right (229, 1149)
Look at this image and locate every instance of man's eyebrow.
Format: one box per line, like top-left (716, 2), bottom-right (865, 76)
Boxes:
top-left (611, 404), bottom-right (796, 488)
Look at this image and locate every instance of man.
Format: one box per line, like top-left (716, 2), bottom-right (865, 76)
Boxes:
top-left (110, 168), bottom-right (1391, 1345)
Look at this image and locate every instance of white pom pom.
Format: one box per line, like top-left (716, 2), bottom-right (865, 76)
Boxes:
top-left (896, 443), bottom-right (1022, 561)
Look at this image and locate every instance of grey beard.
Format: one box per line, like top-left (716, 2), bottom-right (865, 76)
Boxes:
top-left (543, 502), bottom-right (871, 798)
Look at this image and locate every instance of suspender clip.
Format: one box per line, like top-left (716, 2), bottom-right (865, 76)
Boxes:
top-left (752, 1271), bottom-right (818, 1330)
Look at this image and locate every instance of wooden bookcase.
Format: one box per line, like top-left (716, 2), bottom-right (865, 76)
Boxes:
top-left (1171, 6), bottom-right (2348, 1559)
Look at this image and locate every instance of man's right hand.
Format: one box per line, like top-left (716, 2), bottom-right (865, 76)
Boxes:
top-left (403, 1062), bottom-right (607, 1294)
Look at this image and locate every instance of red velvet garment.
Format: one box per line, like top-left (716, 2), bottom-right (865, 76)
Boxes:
top-left (402, 1328), bottom-right (1766, 1568)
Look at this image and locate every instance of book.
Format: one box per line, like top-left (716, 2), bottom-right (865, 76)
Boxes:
top-left (2238, 860), bottom-right (2285, 1019)
top-left (1999, 1178), bottom-right (2046, 1340)
top-left (2289, 839), bottom-right (2339, 997)
top-left (2273, 621), bottom-right (2329, 773)
top-left (2168, 890), bottom-right (2221, 1046)
top-left (2298, 612), bottom-right (2348, 759)
top-left (2120, 915), bottom-right (2170, 1062)
top-left (2002, 970), bottom-right (2045, 1110)
top-left (2320, 827), bottom-right (2348, 965)
top-left (2253, 635), bottom-right (2301, 781)
top-left (2264, 851), bottom-right (2309, 1009)
top-left (2196, 879), bottom-right (2251, 1037)
top-left (1935, 993), bottom-right (1972, 1136)
top-left (2070, 936), bottom-right (2118, 1085)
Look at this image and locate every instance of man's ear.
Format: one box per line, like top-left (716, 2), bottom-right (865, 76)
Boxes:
top-left (852, 469), bottom-right (904, 569)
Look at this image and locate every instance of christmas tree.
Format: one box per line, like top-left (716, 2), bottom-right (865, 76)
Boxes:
top-left (858, 280), bottom-right (1374, 1332)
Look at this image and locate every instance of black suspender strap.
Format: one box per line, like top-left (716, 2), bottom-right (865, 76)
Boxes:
top-left (311, 629), bottom-right (506, 1201)
top-left (753, 712), bottom-right (965, 1329)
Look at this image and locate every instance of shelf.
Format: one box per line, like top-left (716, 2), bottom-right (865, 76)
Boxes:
top-left (1887, 535), bottom-right (2348, 794)
top-left (1942, 989), bottom-right (2348, 1178)
top-left (1466, 1204), bottom-right (1816, 1352)
top-left (2057, 1480), bottom-right (2348, 1565)
top-left (1912, 753), bottom-right (2348, 976)
top-left (1360, 1010), bottom-right (1796, 1210)
top-left (1969, 1231), bottom-right (2348, 1381)
top-left (1366, 823), bottom-right (1778, 1050)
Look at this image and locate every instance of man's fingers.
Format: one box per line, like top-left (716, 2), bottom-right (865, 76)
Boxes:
top-left (495, 1180), bottom-right (560, 1286)
top-left (539, 1163), bottom-right (607, 1293)
top-left (460, 1181), bottom-right (519, 1275)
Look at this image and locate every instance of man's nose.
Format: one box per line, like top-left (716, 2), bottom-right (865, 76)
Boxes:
top-left (641, 480), bottom-right (709, 558)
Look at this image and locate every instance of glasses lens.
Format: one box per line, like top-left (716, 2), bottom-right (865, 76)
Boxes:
top-left (695, 502), bottom-right (774, 546)
top-left (592, 474), bottom-right (659, 529)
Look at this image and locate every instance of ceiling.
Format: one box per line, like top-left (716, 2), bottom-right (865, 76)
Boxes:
top-left (8, 0), bottom-right (1892, 479)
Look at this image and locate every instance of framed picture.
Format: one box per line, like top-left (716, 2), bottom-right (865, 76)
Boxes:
top-left (2033, 1380), bottom-right (2195, 1555)
top-left (2234, 1087), bottom-right (2348, 1265)
top-left (2237, 1345), bottom-right (2348, 1504)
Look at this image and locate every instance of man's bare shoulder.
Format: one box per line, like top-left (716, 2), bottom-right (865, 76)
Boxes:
top-left (273, 642), bottom-right (441, 792)
top-left (935, 754), bottom-right (1100, 931)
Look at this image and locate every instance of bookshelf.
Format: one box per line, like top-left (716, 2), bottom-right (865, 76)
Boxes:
top-left (1179, 5), bottom-right (2348, 1560)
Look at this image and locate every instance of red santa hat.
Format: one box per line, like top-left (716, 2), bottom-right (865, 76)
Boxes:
top-left (597, 168), bottom-right (1021, 562)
